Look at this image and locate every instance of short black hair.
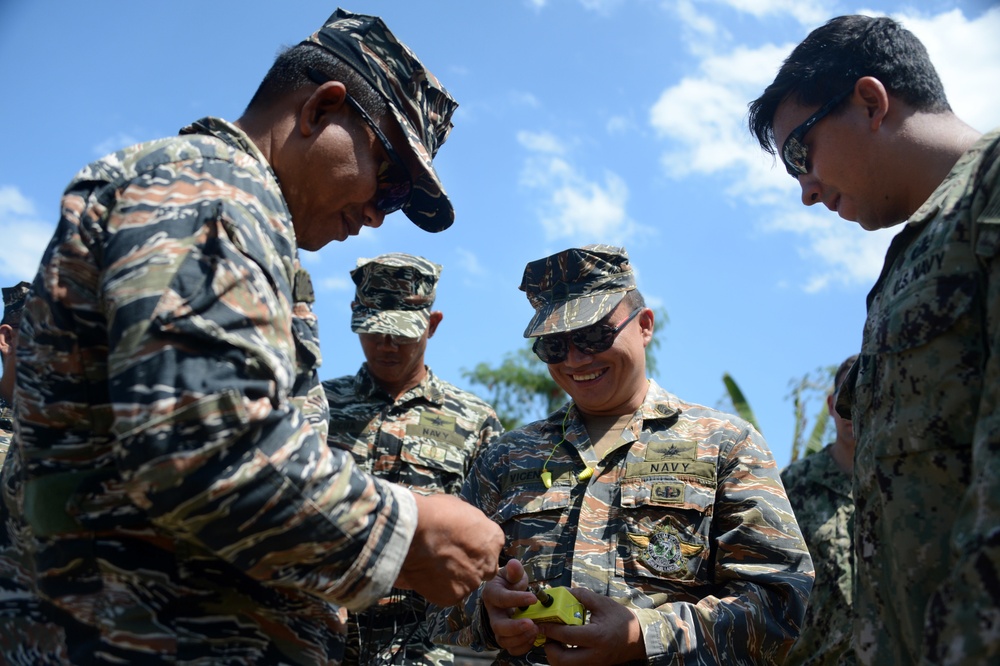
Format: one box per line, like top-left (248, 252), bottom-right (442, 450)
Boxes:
top-left (245, 43), bottom-right (386, 121)
top-left (622, 289), bottom-right (646, 311)
top-left (748, 15), bottom-right (951, 156)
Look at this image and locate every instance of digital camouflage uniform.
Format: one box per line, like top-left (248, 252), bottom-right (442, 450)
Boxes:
top-left (838, 127), bottom-right (1000, 665)
top-left (780, 445), bottom-right (855, 666)
top-left (444, 245), bottom-right (813, 665)
top-left (324, 366), bottom-right (502, 665)
top-left (324, 253), bottom-right (504, 666)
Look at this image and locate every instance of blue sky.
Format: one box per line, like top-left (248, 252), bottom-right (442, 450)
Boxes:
top-left (1, 0), bottom-right (997, 466)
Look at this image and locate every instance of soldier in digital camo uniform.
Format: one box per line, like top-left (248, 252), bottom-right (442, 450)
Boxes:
top-left (0, 9), bottom-right (503, 664)
top-left (0, 281), bottom-right (29, 464)
top-left (780, 355), bottom-right (858, 666)
top-left (324, 253), bottom-right (503, 665)
top-left (444, 245), bottom-right (813, 665)
top-left (749, 15), bottom-right (1000, 665)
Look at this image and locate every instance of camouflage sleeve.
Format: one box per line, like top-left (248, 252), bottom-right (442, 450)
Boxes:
top-left (431, 439), bottom-right (505, 651)
top-left (28, 156), bottom-right (415, 610)
top-left (922, 152), bottom-right (1000, 664)
top-left (634, 426), bottom-right (814, 664)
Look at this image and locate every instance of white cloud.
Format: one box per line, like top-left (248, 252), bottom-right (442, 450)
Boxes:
top-left (606, 115), bottom-right (633, 134)
top-left (651, 6), bottom-right (1000, 292)
top-left (0, 186), bottom-right (53, 282)
top-left (509, 91), bottom-right (541, 109)
top-left (518, 132), bottom-right (652, 244)
top-left (317, 276), bottom-right (351, 292)
top-left (899, 7), bottom-right (1000, 134)
top-left (517, 130), bottom-right (567, 155)
top-left (455, 247), bottom-right (486, 276)
top-left (760, 207), bottom-right (896, 291)
top-left (93, 132), bottom-right (142, 157)
top-left (712, 0), bottom-right (832, 26)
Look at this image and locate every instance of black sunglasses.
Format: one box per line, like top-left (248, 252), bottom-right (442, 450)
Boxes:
top-left (532, 307), bottom-right (643, 364)
top-left (306, 68), bottom-right (413, 213)
top-left (781, 87), bottom-right (853, 178)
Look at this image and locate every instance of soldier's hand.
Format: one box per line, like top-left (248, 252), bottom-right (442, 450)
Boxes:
top-left (540, 587), bottom-right (646, 665)
top-left (395, 493), bottom-right (503, 607)
top-left (484, 559), bottom-right (542, 656)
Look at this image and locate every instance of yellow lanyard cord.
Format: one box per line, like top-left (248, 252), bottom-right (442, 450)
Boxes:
top-left (540, 404), bottom-right (593, 488)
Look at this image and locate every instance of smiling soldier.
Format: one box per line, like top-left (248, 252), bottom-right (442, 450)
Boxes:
top-left (442, 244), bottom-right (813, 665)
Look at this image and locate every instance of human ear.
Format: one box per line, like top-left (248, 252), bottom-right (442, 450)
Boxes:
top-left (0, 324), bottom-right (13, 355)
top-left (298, 80), bottom-right (349, 137)
top-left (639, 308), bottom-right (654, 347)
top-left (426, 311), bottom-right (443, 338)
top-left (855, 76), bottom-right (890, 130)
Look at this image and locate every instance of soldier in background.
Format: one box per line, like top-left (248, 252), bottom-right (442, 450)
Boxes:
top-left (0, 281), bottom-right (29, 464)
top-left (749, 14), bottom-right (999, 665)
top-left (1, 9), bottom-right (502, 663)
top-left (324, 252), bottom-right (503, 665)
top-left (780, 354), bottom-right (859, 666)
top-left (445, 245), bottom-right (813, 665)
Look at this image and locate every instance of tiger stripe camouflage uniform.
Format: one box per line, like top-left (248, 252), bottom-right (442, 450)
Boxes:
top-left (780, 445), bottom-right (855, 666)
top-left (325, 252), bottom-right (503, 665)
top-left (0, 400), bottom-right (10, 467)
top-left (450, 380), bottom-right (814, 665)
top-left (324, 366), bottom-right (502, 665)
top-left (0, 116), bottom-right (417, 664)
top-left (838, 127), bottom-right (1000, 665)
top-left (0, 282), bottom-right (71, 663)
top-left (0, 280), bottom-right (30, 466)
top-left (0, 8), bottom-right (468, 662)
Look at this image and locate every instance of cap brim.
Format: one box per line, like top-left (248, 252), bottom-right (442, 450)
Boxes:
top-left (352, 306), bottom-right (430, 337)
top-left (387, 104), bottom-right (454, 232)
top-left (523, 291), bottom-right (627, 338)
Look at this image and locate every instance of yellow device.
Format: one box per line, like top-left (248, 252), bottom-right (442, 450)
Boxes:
top-left (511, 586), bottom-right (585, 646)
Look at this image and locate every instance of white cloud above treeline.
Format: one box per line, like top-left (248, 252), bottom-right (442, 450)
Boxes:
top-left (650, 4), bottom-right (1000, 292)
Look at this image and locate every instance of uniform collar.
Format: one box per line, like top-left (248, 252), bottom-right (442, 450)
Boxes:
top-left (353, 364), bottom-right (445, 406)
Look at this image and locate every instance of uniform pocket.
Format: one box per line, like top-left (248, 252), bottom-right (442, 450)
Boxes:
top-left (617, 478), bottom-right (714, 585)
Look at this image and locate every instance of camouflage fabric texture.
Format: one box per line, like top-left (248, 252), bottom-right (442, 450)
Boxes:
top-left (305, 8), bottom-right (458, 232)
top-left (324, 365), bottom-right (503, 665)
top-left (838, 127), bottom-right (1000, 665)
top-left (780, 445), bottom-right (856, 666)
top-left (444, 381), bottom-right (814, 665)
top-left (351, 253), bottom-right (442, 338)
top-left (0, 400), bottom-right (10, 466)
top-left (1, 281), bottom-right (30, 327)
top-left (519, 244), bottom-right (636, 338)
top-left (0, 116), bottom-right (419, 664)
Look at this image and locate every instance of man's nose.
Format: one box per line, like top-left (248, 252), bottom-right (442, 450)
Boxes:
top-left (562, 343), bottom-right (593, 367)
top-left (798, 174), bottom-right (822, 207)
top-left (363, 202), bottom-right (386, 229)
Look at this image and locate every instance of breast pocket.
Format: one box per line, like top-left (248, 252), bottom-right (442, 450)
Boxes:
top-left (496, 485), bottom-right (575, 587)
top-left (397, 444), bottom-right (468, 495)
top-left (858, 272), bottom-right (981, 457)
top-left (617, 477), bottom-right (714, 586)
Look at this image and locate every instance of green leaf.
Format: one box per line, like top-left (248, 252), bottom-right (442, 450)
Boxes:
top-left (721, 373), bottom-right (762, 433)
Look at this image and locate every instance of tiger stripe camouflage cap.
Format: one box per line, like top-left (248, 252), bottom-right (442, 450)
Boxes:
top-left (351, 253), bottom-right (442, 338)
top-left (305, 8), bottom-right (458, 232)
top-left (520, 245), bottom-right (636, 338)
top-left (2, 281), bottom-right (30, 327)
